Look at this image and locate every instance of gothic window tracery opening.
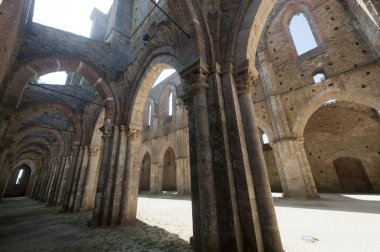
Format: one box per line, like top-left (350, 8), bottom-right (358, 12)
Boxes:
top-left (289, 13), bottom-right (318, 55)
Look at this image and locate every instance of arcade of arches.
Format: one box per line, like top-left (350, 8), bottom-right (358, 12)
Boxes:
top-left (0, 0), bottom-right (379, 251)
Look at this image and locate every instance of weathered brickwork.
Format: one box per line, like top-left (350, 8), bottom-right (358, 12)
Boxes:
top-left (0, 0), bottom-right (379, 251)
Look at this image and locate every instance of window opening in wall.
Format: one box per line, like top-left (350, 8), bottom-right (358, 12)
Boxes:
top-left (313, 73), bottom-right (326, 84)
top-left (148, 105), bottom-right (152, 126)
top-left (262, 133), bottom-right (269, 144)
top-left (153, 69), bottom-right (176, 87)
top-left (168, 92), bottom-right (173, 116)
top-left (35, 72), bottom-right (68, 85)
top-left (325, 99), bottom-right (337, 105)
top-left (16, 169), bottom-right (24, 185)
top-left (289, 13), bottom-right (318, 55)
top-left (33, 0), bottom-right (113, 37)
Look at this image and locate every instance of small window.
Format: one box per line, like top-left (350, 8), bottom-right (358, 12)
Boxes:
top-left (313, 73), bottom-right (326, 84)
top-left (16, 169), bottom-right (24, 184)
top-left (262, 134), bottom-right (269, 144)
top-left (325, 99), bottom-right (337, 105)
top-left (168, 92), bottom-right (173, 116)
top-left (35, 71), bottom-right (67, 85)
top-left (289, 13), bottom-right (318, 55)
top-left (148, 105), bottom-right (152, 126)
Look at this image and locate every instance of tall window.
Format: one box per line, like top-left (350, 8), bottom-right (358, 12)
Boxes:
top-left (16, 169), bottom-right (24, 184)
top-left (168, 92), bottom-right (173, 116)
top-left (289, 13), bottom-right (318, 55)
top-left (148, 105), bottom-right (152, 126)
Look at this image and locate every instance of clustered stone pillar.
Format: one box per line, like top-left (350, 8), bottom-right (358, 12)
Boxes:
top-left (91, 122), bottom-right (114, 226)
top-left (258, 51), bottom-right (319, 199)
top-left (119, 127), bottom-right (141, 224)
top-left (235, 68), bottom-right (283, 251)
top-left (182, 67), bottom-right (220, 251)
top-left (80, 146), bottom-right (101, 209)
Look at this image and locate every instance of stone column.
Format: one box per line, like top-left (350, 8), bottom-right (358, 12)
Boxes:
top-left (235, 68), bottom-right (283, 252)
top-left (91, 123), bottom-right (114, 227)
top-left (101, 126), bottom-right (120, 226)
top-left (119, 127), bottom-right (141, 225)
top-left (73, 146), bottom-right (89, 211)
top-left (56, 156), bottom-right (72, 206)
top-left (111, 125), bottom-right (128, 225)
top-left (181, 67), bottom-right (220, 251)
top-left (272, 137), bottom-right (319, 198)
top-left (80, 146), bottom-right (101, 209)
top-left (49, 157), bottom-right (66, 206)
top-left (258, 51), bottom-right (319, 199)
top-left (68, 146), bottom-right (85, 212)
top-left (62, 147), bottom-right (79, 210)
top-left (44, 161), bottom-right (58, 202)
top-left (37, 168), bottom-right (48, 201)
top-left (149, 162), bottom-right (160, 193)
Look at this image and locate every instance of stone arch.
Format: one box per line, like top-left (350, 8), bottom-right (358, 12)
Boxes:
top-left (1, 57), bottom-right (116, 122)
top-left (10, 102), bottom-right (82, 143)
top-left (3, 164), bottom-right (32, 198)
top-left (255, 118), bottom-right (275, 144)
top-left (14, 127), bottom-right (65, 158)
top-left (233, 1), bottom-right (277, 70)
top-left (139, 151), bottom-right (152, 192)
top-left (333, 156), bottom-right (373, 193)
top-left (127, 52), bottom-right (185, 128)
top-left (161, 146), bottom-right (177, 192)
top-left (293, 89), bottom-right (380, 137)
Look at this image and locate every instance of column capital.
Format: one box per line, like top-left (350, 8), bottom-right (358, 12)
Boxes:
top-left (234, 67), bottom-right (259, 94)
top-left (99, 123), bottom-right (114, 139)
top-left (127, 127), bottom-right (141, 141)
top-left (180, 62), bottom-right (209, 96)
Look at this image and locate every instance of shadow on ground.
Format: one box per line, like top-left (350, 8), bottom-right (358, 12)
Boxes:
top-left (0, 197), bottom-right (192, 252)
top-left (272, 193), bottom-right (380, 214)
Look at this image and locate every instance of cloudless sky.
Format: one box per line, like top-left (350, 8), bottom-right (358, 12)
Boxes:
top-left (34, 0), bottom-right (177, 86)
top-left (289, 13), bottom-right (318, 55)
top-left (33, 0), bottom-right (113, 37)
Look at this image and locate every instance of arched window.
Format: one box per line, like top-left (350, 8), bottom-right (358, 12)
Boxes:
top-left (148, 105), bottom-right (152, 126)
top-left (16, 169), bottom-right (24, 184)
top-left (168, 92), bottom-right (173, 116)
top-left (313, 73), bottom-right (326, 84)
top-left (289, 13), bottom-right (318, 55)
top-left (262, 134), bottom-right (269, 144)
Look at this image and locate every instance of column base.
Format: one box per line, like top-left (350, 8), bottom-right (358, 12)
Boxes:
top-left (282, 191), bottom-right (320, 199)
top-left (118, 218), bottom-right (137, 226)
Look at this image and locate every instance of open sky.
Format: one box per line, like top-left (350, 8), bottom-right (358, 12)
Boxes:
top-left (33, 2), bottom-right (314, 87)
top-left (33, 0), bottom-right (113, 37)
top-left (33, 0), bottom-right (175, 85)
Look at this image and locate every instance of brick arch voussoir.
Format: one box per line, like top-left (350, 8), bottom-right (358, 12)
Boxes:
top-left (233, 0), bottom-right (277, 70)
top-left (293, 89), bottom-right (380, 137)
top-left (15, 129), bottom-right (64, 158)
top-left (126, 50), bottom-right (185, 127)
top-left (3, 57), bottom-right (116, 122)
top-left (11, 102), bottom-right (82, 142)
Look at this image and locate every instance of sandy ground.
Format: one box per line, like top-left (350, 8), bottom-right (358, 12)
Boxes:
top-left (0, 193), bottom-right (379, 251)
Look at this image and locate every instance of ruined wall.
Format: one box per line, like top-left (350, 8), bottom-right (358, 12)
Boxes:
top-left (138, 73), bottom-right (190, 194)
top-left (255, 0), bottom-right (380, 193)
top-left (304, 101), bottom-right (380, 192)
